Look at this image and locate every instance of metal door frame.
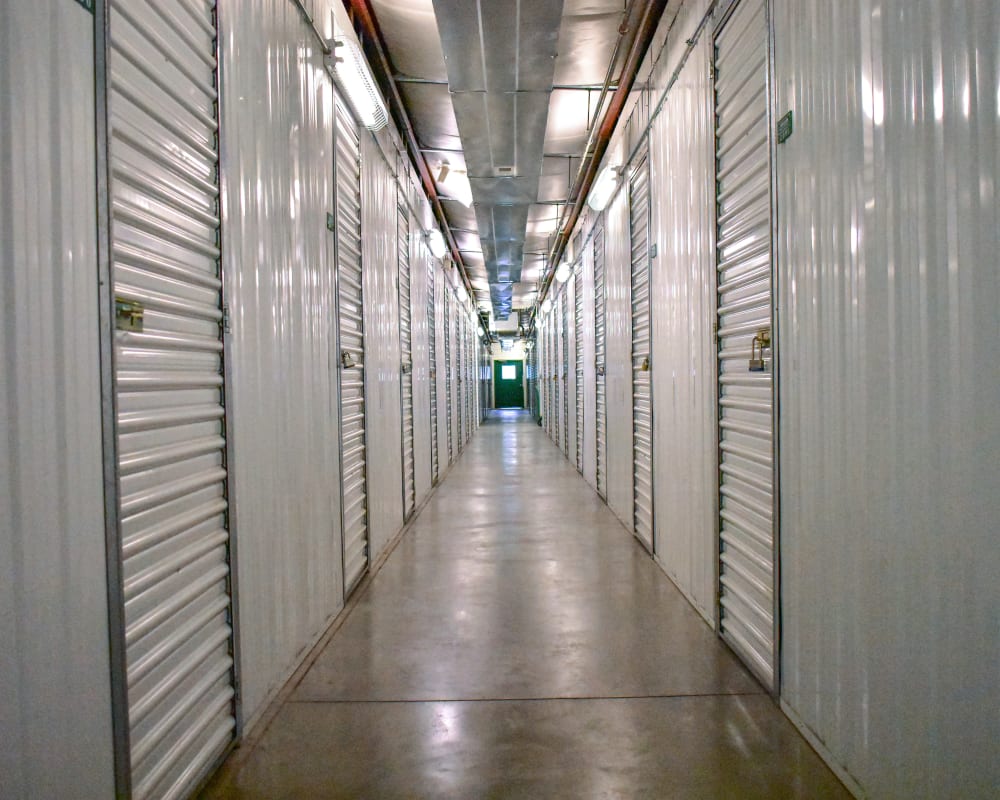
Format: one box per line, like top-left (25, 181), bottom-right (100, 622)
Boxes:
top-left (711, 0), bottom-right (781, 696)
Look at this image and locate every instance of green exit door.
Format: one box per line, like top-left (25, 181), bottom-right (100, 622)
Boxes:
top-left (493, 360), bottom-right (524, 408)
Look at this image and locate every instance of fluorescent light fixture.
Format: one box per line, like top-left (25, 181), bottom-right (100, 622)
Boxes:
top-left (540, 297), bottom-right (552, 314)
top-left (587, 164), bottom-right (619, 211)
top-left (325, 36), bottom-right (388, 131)
top-left (554, 259), bottom-right (572, 284)
top-left (436, 162), bottom-right (474, 207)
top-left (456, 282), bottom-right (469, 305)
top-left (427, 229), bottom-right (447, 259)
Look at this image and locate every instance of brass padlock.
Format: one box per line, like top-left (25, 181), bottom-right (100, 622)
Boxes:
top-left (341, 350), bottom-right (357, 369)
top-left (640, 356), bottom-right (650, 372)
top-left (115, 297), bottom-right (144, 333)
top-left (749, 328), bottom-right (771, 372)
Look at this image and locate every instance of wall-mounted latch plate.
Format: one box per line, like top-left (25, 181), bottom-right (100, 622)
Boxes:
top-left (115, 297), bottom-right (144, 333)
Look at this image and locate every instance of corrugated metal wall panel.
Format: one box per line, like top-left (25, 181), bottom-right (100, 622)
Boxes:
top-left (360, 132), bottom-right (404, 561)
top-left (604, 179), bottom-right (635, 528)
top-left (713, 0), bottom-right (776, 690)
top-left (775, 1), bottom-right (1000, 796)
top-left (0, 4), bottom-right (116, 795)
top-left (397, 199), bottom-right (415, 519)
top-left (649, 32), bottom-right (717, 625)
top-left (109, 2), bottom-right (238, 793)
top-left (629, 152), bottom-right (654, 552)
top-left (219, 0), bottom-right (344, 725)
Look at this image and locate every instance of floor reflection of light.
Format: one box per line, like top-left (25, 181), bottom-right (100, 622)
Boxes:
top-left (430, 703), bottom-right (462, 746)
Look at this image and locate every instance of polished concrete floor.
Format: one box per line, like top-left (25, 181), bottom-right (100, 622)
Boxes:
top-left (203, 410), bottom-right (849, 799)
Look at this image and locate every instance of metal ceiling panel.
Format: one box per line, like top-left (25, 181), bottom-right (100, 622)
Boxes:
top-left (370, 0), bottom-right (448, 80)
top-left (399, 84), bottom-right (462, 150)
top-left (432, 0), bottom-right (564, 92)
top-left (553, 4), bottom-right (624, 86)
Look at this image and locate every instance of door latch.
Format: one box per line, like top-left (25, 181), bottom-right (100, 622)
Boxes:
top-left (115, 297), bottom-right (144, 333)
top-left (749, 328), bottom-right (771, 372)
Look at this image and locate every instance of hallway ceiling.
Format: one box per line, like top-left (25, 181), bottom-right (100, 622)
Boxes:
top-left (364, 0), bottom-right (657, 322)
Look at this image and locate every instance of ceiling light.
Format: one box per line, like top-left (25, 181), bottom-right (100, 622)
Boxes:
top-left (554, 260), bottom-right (572, 284)
top-left (540, 297), bottom-right (552, 314)
top-left (325, 37), bottom-right (388, 131)
top-left (456, 282), bottom-right (469, 305)
top-left (436, 161), bottom-right (474, 207)
top-left (427, 229), bottom-right (447, 259)
top-left (587, 164), bottom-right (619, 211)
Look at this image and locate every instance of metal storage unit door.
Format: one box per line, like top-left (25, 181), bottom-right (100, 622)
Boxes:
top-left (714, 0), bottom-right (776, 689)
top-left (630, 152), bottom-right (653, 551)
top-left (449, 294), bottom-right (460, 454)
top-left (457, 313), bottom-right (466, 446)
top-left (594, 220), bottom-right (608, 498)
top-left (552, 310), bottom-right (560, 445)
top-left (561, 289), bottom-right (570, 454)
top-left (428, 265), bottom-right (439, 482)
top-left (397, 201), bottom-right (415, 518)
top-left (574, 262), bottom-right (584, 471)
top-left (334, 99), bottom-right (369, 596)
top-left (108, 2), bottom-right (236, 796)
top-left (444, 296), bottom-right (453, 461)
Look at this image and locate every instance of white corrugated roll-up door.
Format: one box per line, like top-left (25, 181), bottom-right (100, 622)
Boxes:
top-left (629, 151), bottom-right (654, 551)
top-left (552, 311), bottom-right (560, 445)
top-left (334, 99), bottom-right (369, 597)
top-left (397, 201), bottom-right (415, 518)
top-left (574, 262), bottom-right (584, 472)
top-left (594, 220), bottom-right (608, 499)
top-left (450, 294), bottom-right (460, 455)
top-left (561, 289), bottom-right (570, 455)
top-left (457, 312), bottom-right (465, 447)
top-left (444, 296), bottom-right (453, 462)
top-left (714, 0), bottom-right (776, 690)
top-left (428, 265), bottom-right (439, 482)
top-left (108, 2), bottom-right (236, 796)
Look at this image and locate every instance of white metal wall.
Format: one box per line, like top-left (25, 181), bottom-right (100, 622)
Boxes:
top-left (649, 30), bottom-right (716, 625)
top-left (774, 0), bottom-right (1000, 796)
top-left (219, 0), bottom-right (345, 725)
top-left (361, 133), bottom-right (404, 561)
top-left (0, 4), bottom-right (116, 796)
